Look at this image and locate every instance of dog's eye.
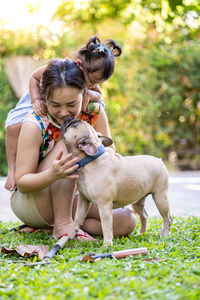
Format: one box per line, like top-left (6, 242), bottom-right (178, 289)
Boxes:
top-left (72, 122), bottom-right (78, 127)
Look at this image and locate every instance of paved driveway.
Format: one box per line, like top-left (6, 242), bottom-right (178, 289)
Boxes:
top-left (0, 171), bottom-right (199, 223)
top-left (145, 171), bottom-right (200, 217)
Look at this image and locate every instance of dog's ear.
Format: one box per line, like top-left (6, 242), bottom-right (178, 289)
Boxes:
top-left (77, 137), bottom-right (98, 156)
top-left (99, 136), bottom-right (113, 147)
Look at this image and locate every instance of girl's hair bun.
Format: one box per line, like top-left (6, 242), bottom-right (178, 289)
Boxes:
top-left (86, 35), bottom-right (101, 51)
top-left (86, 36), bottom-right (122, 57)
top-left (105, 39), bottom-right (122, 57)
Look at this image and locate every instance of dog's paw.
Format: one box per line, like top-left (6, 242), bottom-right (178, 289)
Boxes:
top-left (102, 241), bottom-right (113, 248)
top-left (68, 229), bottom-right (77, 239)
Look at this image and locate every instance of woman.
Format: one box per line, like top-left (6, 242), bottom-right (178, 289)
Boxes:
top-left (11, 58), bottom-right (136, 240)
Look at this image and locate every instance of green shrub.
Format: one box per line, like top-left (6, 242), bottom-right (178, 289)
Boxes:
top-left (0, 59), bottom-right (18, 176)
top-left (105, 36), bottom-right (200, 162)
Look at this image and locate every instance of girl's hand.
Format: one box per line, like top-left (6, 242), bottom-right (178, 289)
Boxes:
top-left (50, 152), bottom-right (79, 180)
top-left (90, 84), bottom-right (102, 94)
top-left (32, 100), bottom-right (47, 117)
top-left (81, 88), bottom-right (102, 111)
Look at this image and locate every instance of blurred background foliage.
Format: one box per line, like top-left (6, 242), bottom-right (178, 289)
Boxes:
top-left (0, 0), bottom-right (200, 175)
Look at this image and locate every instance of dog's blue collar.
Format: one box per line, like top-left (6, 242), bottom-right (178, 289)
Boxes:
top-left (71, 145), bottom-right (106, 174)
top-left (77, 144), bottom-right (106, 169)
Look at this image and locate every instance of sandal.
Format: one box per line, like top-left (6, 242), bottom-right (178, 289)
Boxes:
top-left (9, 224), bottom-right (51, 234)
top-left (9, 224), bottom-right (37, 233)
top-left (59, 231), bottom-right (96, 241)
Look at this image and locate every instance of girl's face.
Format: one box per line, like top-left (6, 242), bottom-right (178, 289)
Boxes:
top-left (76, 59), bottom-right (105, 89)
top-left (46, 86), bottom-right (83, 125)
top-left (83, 69), bottom-right (105, 89)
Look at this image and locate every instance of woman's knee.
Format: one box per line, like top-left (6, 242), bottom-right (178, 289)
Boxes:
top-left (113, 207), bottom-right (137, 237)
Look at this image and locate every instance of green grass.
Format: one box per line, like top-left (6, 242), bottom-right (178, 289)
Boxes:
top-left (0, 216), bottom-right (199, 300)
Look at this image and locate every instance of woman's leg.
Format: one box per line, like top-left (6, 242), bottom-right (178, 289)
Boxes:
top-left (72, 197), bottom-right (137, 237)
top-left (33, 140), bottom-right (93, 239)
top-left (5, 123), bottom-right (22, 191)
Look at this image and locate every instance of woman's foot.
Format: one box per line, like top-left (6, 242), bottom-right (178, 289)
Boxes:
top-left (19, 227), bottom-right (52, 234)
top-left (10, 224), bottom-right (52, 234)
top-left (52, 223), bottom-right (95, 241)
top-left (4, 170), bottom-right (16, 191)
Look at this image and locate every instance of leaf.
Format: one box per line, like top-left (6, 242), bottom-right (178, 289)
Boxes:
top-left (1, 245), bottom-right (49, 260)
top-left (1, 247), bottom-right (16, 254)
top-left (81, 253), bottom-right (96, 263)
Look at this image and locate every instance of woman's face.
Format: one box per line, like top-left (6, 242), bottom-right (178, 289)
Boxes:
top-left (46, 86), bottom-right (83, 125)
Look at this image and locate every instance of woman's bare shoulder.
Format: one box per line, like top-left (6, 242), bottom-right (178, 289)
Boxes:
top-left (20, 113), bottom-right (42, 142)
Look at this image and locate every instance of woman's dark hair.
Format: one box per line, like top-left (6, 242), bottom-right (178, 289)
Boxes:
top-left (40, 58), bottom-right (86, 100)
top-left (77, 35), bottom-right (122, 81)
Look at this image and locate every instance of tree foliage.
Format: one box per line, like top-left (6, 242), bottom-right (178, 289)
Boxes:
top-left (53, 0), bottom-right (200, 30)
top-left (0, 59), bottom-right (18, 176)
top-left (0, 0), bottom-right (200, 175)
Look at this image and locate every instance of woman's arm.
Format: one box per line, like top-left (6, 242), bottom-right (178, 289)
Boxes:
top-left (94, 108), bottom-right (115, 151)
top-left (15, 121), bottom-right (78, 194)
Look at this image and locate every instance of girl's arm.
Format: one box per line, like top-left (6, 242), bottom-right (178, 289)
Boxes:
top-left (82, 87), bottom-right (103, 111)
top-left (15, 121), bottom-right (78, 194)
top-left (29, 65), bottom-right (47, 116)
top-left (94, 108), bottom-right (115, 151)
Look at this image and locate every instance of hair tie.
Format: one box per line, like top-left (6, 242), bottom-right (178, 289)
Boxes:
top-left (93, 43), bottom-right (105, 53)
top-left (110, 47), bottom-right (114, 52)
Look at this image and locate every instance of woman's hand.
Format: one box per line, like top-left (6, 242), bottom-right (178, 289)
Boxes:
top-left (32, 100), bottom-right (47, 117)
top-left (50, 152), bottom-right (79, 180)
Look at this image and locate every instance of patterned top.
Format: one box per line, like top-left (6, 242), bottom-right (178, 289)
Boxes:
top-left (33, 102), bottom-right (101, 161)
top-left (78, 102), bottom-right (100, 125)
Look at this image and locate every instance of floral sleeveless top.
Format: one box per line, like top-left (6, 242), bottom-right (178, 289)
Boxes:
top-left (33, 102), bottom-right (100, 162)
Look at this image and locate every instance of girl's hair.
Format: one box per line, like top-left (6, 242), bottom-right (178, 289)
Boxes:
top-left (76, 35), bottom-right (122, 81)
top-left (40, 58), bottom-right (86, 100)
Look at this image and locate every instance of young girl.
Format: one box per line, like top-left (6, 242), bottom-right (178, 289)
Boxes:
top-left (11, 58), bottom-right (136, 239)
top-left (5, 36), bottom-right (122, 191)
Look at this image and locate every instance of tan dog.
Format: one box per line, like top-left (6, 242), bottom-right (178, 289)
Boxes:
top-left (61, 116), bottom-right (172, 245)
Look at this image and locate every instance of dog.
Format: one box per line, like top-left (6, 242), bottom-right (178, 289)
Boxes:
top-left (61, 116), bottom-right (172, 245)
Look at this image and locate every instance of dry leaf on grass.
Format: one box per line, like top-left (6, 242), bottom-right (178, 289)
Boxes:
top-left (1, 245), bottom-right (49, 260)
top-left (81, 254), bottom-right (96, 263)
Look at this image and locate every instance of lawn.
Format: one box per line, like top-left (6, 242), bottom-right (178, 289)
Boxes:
top-left (0, 216), bottom-right (199, 300)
